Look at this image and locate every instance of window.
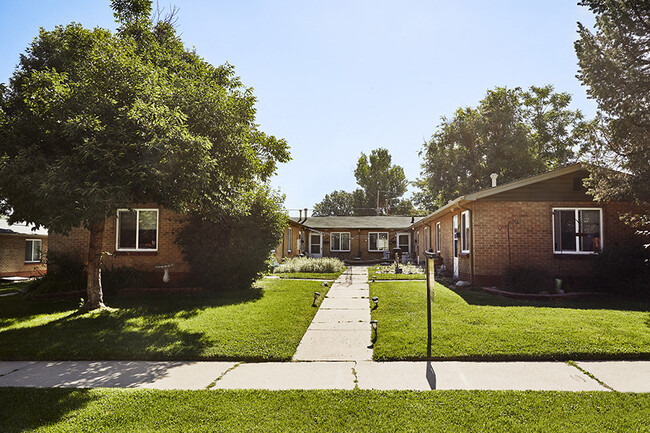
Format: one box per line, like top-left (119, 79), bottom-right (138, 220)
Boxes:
top-left (553, 208), bottom-right (602, 253)
top-left (461, 211), bottom-right (470, 252)
top-left (397, 233), bottom-right (410, 253)
top-left (25, 239), bottom-right (42, 263)
top-left (435, 222), bottom-right (441, 253)
top-left (424, 227), bottom-right (429, 251)
top-left (331, 232), bottom-right (351, 252)
top-left (116, 209), bottom-right (159, 251)
top-left (368, 232), bottom-right (389, 251)
top-left (288, 227), bottom-right (292, 253)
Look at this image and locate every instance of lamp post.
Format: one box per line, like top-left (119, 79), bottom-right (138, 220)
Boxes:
top-left (312, 292), bottom-right (320, 307)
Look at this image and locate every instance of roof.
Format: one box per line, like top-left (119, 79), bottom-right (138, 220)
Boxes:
top-left (0, 217), bottom-right (48, 236)
top-left (413, 163), bottom-right (589, 225)
top-left (291, 215), bottom-right (423, 230)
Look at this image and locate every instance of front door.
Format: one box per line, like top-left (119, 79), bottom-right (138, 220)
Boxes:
top-left (452, 215), bottom-right (459, 278)
top-left (309, 233), bottom-right (322, 258)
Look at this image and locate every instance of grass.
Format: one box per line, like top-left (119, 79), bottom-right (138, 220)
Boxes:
top-left (275, 272), bottom-right (343, 280)
top-left (370, 281), bottom-right (650, 361)
top-left (368, 264), bottom-right (426, 280)
top-left (1, 388), bottom-right (648, 432)
top-left (0, 279), bottom-right (327, 361)
top-left (0, 281), bottom-right (29, 295)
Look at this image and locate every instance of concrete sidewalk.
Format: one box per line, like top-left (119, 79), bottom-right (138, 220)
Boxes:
top-left (293, 266), bottom-right (372, 361)
top-left (1, 360), bottom-right (648, 392)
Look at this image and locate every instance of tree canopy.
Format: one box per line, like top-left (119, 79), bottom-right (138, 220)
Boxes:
top-left (414, 85), bottom-right (584, 210)
top-left (0, 0), bottom-right (290, 308)
top-left (312, 148), bottom-right (412, 216)
top-left (575, 0), bottom-right (650, 204)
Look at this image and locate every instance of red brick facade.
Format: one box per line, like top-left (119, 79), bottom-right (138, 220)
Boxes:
top-left (0, 234), bottom-right (48, 278)
top-left (48, 206), bottom-right (189, 286)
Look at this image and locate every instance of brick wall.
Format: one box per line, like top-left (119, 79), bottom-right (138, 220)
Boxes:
top-left (48, 206), bottom-right (189, 285)
top-left (0, 234), bottom-right (48, 277)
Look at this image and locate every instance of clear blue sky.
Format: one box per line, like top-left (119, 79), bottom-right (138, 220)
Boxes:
top-left (0, 0), bottom-right (597, 217)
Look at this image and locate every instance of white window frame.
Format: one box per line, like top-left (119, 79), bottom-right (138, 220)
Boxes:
top-left (424, 226), bottom-right (429, 252)
top-left (552, 207), bottom-right (603, 254)
top-left (397, 232), bottom-right (411, 254)
top-left (368, 232), bottom-right (389, 252)
top-left (116, 208), bottom-right (159, 252)
top-left (435, 222), bottom-right (441, 253)
top-left (25, 239), bottom-right (42, 263)
top-left (330, 232), bottom-right (351, 252)
top-left (461, 211), bottom-right (470, 253)
top-left (288, 227), bottom-right (292, 253)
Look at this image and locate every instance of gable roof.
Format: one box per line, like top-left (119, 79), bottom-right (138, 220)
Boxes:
top-left (0, 217), bottom-right (48, 236)
top-left (413, 164), bottom-right (589, 225)
top-left (291, 215), bottom-right (423, 230)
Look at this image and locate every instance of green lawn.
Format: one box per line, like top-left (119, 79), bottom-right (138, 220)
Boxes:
top-left (275, 272), bottom-right (343, 280)
top-left (371, 281), bottom-right (650, 361)
top-left (1, 388), bottom-right (648, 432)
top-left (0, 279), bottom-right (327, 361)
top-left (368, 265), bottom-right (426, 281)
top-left (0, 281), bottom-right (28, 295)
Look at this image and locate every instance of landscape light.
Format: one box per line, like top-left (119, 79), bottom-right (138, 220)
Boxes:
top-left (372, 296), bottom-right (379, 308)
top-left (312, 291), bottom-right (320, 306)
top-left (370, 320), bottom-right (378, 331)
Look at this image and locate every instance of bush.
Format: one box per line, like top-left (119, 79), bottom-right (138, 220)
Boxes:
top-left (592, 245), bottom-right (650, 295)
top-left (24, 251), bottom-right (86, 296)
top-left (102, 265), bottom-right (146, 292)
top-left (176, 186), bottom-right (287, 291)
top-left (502, 267), bottom-right (554, 294)
top-left (274, 257), bottom-right (345, 274)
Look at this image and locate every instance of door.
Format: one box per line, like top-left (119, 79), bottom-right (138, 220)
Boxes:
top-left (452, 215), bottom-right (459, 278)
top-left (309, 233), bottom-right (322, 258)
top-left (397, 232), bottom-right (410, 262)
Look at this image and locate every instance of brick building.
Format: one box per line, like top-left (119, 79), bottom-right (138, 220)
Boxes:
top-left (410, 164), bottom-right (644, 287)
top-left (275, 215), bottom-right (422, 263)
top-left (0, 218), bottom-right (48, 279)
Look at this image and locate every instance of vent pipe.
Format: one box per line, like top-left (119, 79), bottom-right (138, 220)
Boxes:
top-left (490, 173), bottom-right (498, 187)
top-left (303, 208), bottom-right (308, 219)
top-left (299, 209), bottom-right (302, 220)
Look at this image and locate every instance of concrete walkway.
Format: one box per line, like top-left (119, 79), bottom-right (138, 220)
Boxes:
top-left (293, 266), bottom-right (372, 361)
top-left (1, 360), bottom-right (649, 392)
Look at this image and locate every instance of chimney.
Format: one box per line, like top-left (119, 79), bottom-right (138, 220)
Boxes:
top-left (299, 209), bottom-right (302, 220)
top-left (490, 173), bottom-right (498, 187)
top-left (303, 208), bottom-right (308, 219)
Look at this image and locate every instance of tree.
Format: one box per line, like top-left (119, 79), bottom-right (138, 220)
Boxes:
top-left (414, 85), bottom-right (584, 210)
top-left (312, 148), bottom-right (412, 216)
top-left (575, 0), bottom-right (650, 204)
top-left (0, 0), bottom-right (289, 309)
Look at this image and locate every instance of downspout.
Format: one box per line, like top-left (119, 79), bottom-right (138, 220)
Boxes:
top-left (456, 203), bottom-right (474, 285)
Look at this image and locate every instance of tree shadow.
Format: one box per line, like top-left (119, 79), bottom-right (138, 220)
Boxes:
top-left (0, 388), bottom-right (98, 433)
top-left (450, 287), bottom-right (650, 312)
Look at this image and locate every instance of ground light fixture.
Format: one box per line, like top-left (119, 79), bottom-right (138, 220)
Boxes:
top-left (312, 292), bottom-right (321, 306)
top-left (370, 320), bottom-right (378, 341)
top-left (372, 276), bottom-right (376, 282)
top-left (372, 296), bottom-right (379, 308)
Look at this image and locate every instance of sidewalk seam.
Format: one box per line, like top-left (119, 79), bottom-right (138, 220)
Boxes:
top-left (0, 362), bottom-right (36, 378)
top-left (566, 360), bottom-right (617, 392)
top-left (206, 362), bottom-right (242, 389)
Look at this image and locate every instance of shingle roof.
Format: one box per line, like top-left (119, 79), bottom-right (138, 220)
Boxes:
top-left (290, 215), bottom-right (423, 229)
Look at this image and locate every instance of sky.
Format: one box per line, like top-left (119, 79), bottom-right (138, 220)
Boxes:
top-left (0, 0), bottom-right (598, 218)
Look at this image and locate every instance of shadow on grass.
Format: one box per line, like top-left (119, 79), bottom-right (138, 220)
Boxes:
top-left (450, 287), bottom-right (650, 312)
top-left (0, 388), bottom-right (97, 433)
top-left (0, 287), bottom-right (265, 361)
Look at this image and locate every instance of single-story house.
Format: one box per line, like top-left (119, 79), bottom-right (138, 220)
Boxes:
top-left (275, 214), bottom-right (423, 263)
top-left (0, 218), bottom-right (48, 279)
top-left (409, 163), bottom-right (644, 287)
top-left (48, 205), bottom-right (188, 286)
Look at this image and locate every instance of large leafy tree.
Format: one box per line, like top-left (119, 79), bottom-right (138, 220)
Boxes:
top-left (575, 0), bottom-right (650, 204)
top-left (414, 85), bottom-right (584, 210)
top-left (0, 0), bottom-right (289, 309)
top-left (312, 148), bottom-right (411, 216)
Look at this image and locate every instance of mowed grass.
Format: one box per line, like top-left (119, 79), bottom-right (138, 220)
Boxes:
top-left (1, 388), bottom-right (648, 433)
top-left (0, 281), bottom-right (29, 295)
top-left (0, 279), bottom-right (327, 361)
top-left (275, 272), bottom-right (343, 280)
top-left (371, 281), bottom-right (650, 360)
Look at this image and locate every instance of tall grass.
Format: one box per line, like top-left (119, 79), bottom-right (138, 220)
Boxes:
top-left (274, 257), bottom-right (345, 274)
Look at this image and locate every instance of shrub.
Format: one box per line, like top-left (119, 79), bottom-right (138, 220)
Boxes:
top-left (274, 257), bottom-right (345, 274)
top-left (24, 251), bottom-right (85, 296)
top-left (176, 186), bottom-right (287, 291)
top-left (102, 265), bottom-right (146, 292)
top-left (592, 245), bottom-right (650, 295)
top-left (502, 267), bottom-right (554, 294)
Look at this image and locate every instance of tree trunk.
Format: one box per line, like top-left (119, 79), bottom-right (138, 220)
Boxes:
top-left (85, 218), bottom-right (106, 310)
